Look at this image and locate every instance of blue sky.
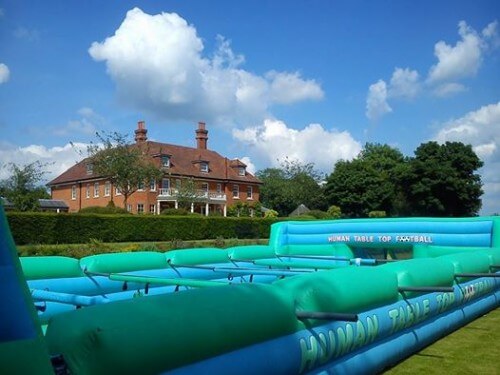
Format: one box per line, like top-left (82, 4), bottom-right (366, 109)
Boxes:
top-left (0, 1), bottom-right (499, 214)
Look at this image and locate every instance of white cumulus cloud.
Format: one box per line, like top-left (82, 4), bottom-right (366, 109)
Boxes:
top-left (366, 80), bottom-right (392, 121)
top-left (433, 101), bottom-right (500, 215)
top-left (50, 107), bottom-right (102, 137)
top-left (232, 119), bottom-right (362, 173)
top-left (388, 67), bottom-right (420, 100)
top-left (89, 7), bottom-right (323, 125)
top-left (0, 63), bottom-right (10, 84)
top-left (428, 20), bottom-right (496, 83)
top-left (432, 82), bottom-right (467, 97)
top-left (0, 142), bottom-right (87, 183)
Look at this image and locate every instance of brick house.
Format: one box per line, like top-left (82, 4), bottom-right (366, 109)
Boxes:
top-left (48, 121), bottom-right (262, 216)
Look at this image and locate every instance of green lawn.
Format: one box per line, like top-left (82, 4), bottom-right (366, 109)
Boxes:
top-left (385, 308), bottom-right (500, 374)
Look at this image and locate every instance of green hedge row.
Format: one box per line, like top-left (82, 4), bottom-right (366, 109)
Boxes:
top-left (6, 212), bottom-right (278, 245)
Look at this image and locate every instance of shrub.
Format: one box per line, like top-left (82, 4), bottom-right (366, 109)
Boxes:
top-left (327, 205), bottom-right (342, 219)
top-left (78, 205), bottom-right (129, 214)
top-left (6, 212), bottom-right (279, 245)
top-left (161, 208), bottom-right (189, 216)
top-left (369, 210), bottom-right (387, 218)
top-left (306, 210), bottom-right (329, 219)
top-left (264, 209), bottom-right (278, 218)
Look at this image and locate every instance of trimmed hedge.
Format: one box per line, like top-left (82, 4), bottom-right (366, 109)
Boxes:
top-left (6, 212), bottom-right (278, 245)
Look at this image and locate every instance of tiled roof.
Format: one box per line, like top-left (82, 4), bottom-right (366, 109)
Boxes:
top-left (48, 140), bottom-right (261, 186)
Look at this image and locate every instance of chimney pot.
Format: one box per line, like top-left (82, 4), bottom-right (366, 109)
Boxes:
top-left (195, 121), bottom-right (208, 150)
top-left (135, 120), bottom-right (148, 143)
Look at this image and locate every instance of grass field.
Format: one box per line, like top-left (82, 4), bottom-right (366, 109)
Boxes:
top-left (385, 308), bottom-right (500, 374)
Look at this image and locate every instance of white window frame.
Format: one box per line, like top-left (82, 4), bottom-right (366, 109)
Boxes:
top-left (161, 155), bottom-right (170, 168)
top-left (216, 183), bottom-right (222, 194)
top-left (150, 179), bottom-right (156, 191)
top-left (137, 203), bottom-right (144, 214)
top-left (247, 186), bottom-right (253, 200)
top-left (86, 163), bottom-right (93, 175)
top-left (200, 162), bottom-right (209, 173)
top-left (127, 204), bottom-right (132, 212)
top-left (149, 204), bottom-right (156, 214)
top-left (137, 181), bottom-right (145, 191)
top-left (93, 182), bottom-right (99, 198)
top-left (104, 181), bottom-right (111, 197)
top-left (115, 186), bottom-right (122, 196)
top-left (232, 184), bottom-right (239, 199)
top-left (238, 167), bottom-right (246, 176)
top-left (71, 185), bottom-right (77, 200)
top-left (86, 184), bottom-right (90, 199)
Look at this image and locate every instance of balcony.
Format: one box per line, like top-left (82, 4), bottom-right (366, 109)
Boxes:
top-left (157, 188), bottom-right (226, 202)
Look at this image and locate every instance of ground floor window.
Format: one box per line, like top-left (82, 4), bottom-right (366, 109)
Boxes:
top-left (137, 203), bottom-right (144, 213)
top-left (149, 204), bottom-right (156, 214)
top-left (232, 184), bottom-right (239, 198)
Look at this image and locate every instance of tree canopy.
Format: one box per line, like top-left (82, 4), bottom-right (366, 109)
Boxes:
top-left (324, 143), bottom-right (407, 217)
top-left (256, 159), bottom-right (326, 216)
top-left (323, 141), bottom-right (483, 218)
top-left (86, 132), bottom-right (163, 209)
top-left (401, 141), bottom-right (483, 216)
top-left (0, 161), bottom-right (51, 211)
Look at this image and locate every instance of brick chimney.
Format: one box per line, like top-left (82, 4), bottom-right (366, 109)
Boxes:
top-left (135, 120), bottom-right (148, 143)
top-left (195, 121), bottom-right (208, 150)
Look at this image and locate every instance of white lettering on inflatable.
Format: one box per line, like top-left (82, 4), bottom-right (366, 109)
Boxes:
top-left (327, 233), bottom-right (433, 244)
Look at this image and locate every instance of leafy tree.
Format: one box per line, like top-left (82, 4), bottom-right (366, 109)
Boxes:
top-left (324, 143), bottom-right (406, 217)
top-left (257, 159), bottom-right (326, 216)
top-left (0, 161), bottom-right (50, 211)
top-left (86, 132), bottom-right (163, 210)
top-left (402, 141), bottom-right (483, 216)
top-left (327, 205), bottom-right (342, 219)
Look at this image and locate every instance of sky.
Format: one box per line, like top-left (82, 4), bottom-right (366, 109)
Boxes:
top-left (0, 1), bottom-right (499, 214)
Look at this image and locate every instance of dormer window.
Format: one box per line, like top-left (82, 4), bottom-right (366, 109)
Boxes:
top-left (238, 166), bottom-right (246, 176)
top-left (86, 163), bottom-right (94, 175)
top-left (200, 162), bottom-right (209, 173)
top-left (161, 155), bottom-right (170, 168)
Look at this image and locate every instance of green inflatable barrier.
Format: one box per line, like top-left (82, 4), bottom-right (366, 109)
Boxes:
top-left (227, 245), bottom-right (275, 260)
top-left (439, 252), bottom-right (492, 283)
top-left (20, 256), bottom-right (84, 280)
top-left (46, 283), bottom-right (297, 375)
top-left (277, 243), bottom-right (354, 258)
top-left (381, 258), bottom-right (454, 298)
top-left (80, 251), bottom-right (167, 274)
top-left (275, 267), bottom-right (399, 322)
top-left (165, 248), bottom-right (229, 266)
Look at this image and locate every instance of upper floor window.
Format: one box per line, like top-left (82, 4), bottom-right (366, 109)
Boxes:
top-left (232, 184), bottom-right (239, 198)
top-left (137, 181), bottom-right (145, 191)
top-left (104, 181), bottom-right (111, 197)
top-left (200, 162), bottom-right (209, 173)
top-left (94, 182), bottom-right (99, 198)
top-left (238, 167), bottom-right (246, 176)
top-left (86, 163), bottom-right (93, 175)
top-left (216, 183), bottom-right (222, 194)
top-left (201, 182), bottom-right (209, 196)
top-left (71, 185), bottom-right (77, 200)
top-left (115, 186), bottom-right (122, 196)
top-left (161, 155), bottom-right (170, 168)
top-left (150, 179), bottom-right (156, 191)
top-left (247, 186), bottom-right (253, 200)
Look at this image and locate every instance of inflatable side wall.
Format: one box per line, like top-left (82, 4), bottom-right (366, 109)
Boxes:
top-left (0, 203), bottom-right (53, 375)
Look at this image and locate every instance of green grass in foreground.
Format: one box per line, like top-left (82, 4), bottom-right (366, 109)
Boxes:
top-left (385, 308), bottom-right (500, 374)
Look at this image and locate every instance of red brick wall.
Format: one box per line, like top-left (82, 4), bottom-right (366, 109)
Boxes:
top-left (52, 179), bottom-right (260, 213)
